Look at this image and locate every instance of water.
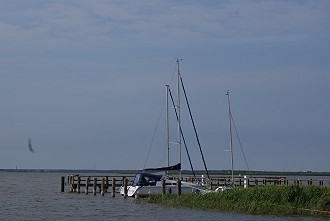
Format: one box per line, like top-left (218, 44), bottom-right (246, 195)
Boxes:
top-left (0, 173), bottom-right (328, 221)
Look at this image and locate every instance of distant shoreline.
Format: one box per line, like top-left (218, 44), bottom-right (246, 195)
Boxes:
top-left (1, 169), bottom-right (330, 176)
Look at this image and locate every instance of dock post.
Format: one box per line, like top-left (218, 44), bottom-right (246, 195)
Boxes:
top-left (77, 176), bottom-right (81, 193)
top-left (162, 179), bottom-right (166, 195)
top-left (176, 179), bottom-right (181, 196)
top-left (93, 178), bottom-right (97, 195)
top-left (69, 175), bottom-right (73, 192)
top-left (101, 178), bottom-right (105, 196)
top-left (123, 178), bottom-right (128, 198)
top-left (61, 176), bottom-right (65, 192)
top-left (85, 177), bottom-right (90, 194)
top-left (106, 176), bottom-right (109, 193)
top-left (70, 175), bottom-right (75, 192)
top-left (112, 178), bottom-right (116, 197)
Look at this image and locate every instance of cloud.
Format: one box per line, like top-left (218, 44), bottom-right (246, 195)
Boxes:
top-left (0, 0), bottom-right (329, 170)
top-left (1, 0), bottom-right (329, 48)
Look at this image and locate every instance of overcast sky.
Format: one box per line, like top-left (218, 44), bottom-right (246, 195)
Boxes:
top-left (0, 0), bottom-right (329, 172)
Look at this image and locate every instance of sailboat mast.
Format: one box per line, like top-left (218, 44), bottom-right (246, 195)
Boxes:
top-left (177, 58), bottom-right (182, 177)
top-left (166, 85), bottom-right (170, 167)
top-left (226, 90), bottom-right (234, 187)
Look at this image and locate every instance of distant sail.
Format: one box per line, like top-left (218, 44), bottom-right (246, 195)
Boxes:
top-left (28, 138), bottom-right (35, 153)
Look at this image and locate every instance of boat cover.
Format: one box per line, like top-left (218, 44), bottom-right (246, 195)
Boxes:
top-left (132, 173), bottom-right (163, 186)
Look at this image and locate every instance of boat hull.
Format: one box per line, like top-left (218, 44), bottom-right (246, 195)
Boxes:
top-left (119, 182), bottom-right (210, 197)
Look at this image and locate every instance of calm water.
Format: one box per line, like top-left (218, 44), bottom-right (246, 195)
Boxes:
top-left (0, 173), bottom-right (328, 221)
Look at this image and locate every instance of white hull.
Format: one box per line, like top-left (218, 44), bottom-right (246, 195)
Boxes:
top-left (119, 180), bottom-right (210, 197)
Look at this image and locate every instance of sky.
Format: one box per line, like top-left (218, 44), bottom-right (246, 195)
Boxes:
top-left (0, 0), bottom-right (329, 172)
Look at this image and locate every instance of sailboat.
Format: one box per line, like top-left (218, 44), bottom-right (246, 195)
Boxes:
top-left (119, 60), bottom-right (211, 197)
top-left (215, 91), bottom-right (234, 192)
top-left (215, 90), bottom-right (250, 192)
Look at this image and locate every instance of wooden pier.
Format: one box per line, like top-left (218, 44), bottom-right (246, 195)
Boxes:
top-left (62, 174), bottom-right (135, 196)
top-left (61, 174), bottom-right (330, 196)
top-left (183, 175), bottom-right (330, 189)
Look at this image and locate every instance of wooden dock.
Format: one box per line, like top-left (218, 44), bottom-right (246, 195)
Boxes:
top-left (62, 174), bottom-right (135, 196)
top-left (61, 174), bottom-right (330, 196)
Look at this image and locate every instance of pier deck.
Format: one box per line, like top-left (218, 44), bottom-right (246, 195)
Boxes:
top-left (61, 174), bottom-right (330, 196)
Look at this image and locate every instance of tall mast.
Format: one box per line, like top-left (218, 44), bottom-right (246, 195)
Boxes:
top-left (166, 85), bottom-right (170, 167)
top-left (177, 58), bottom-right (182, 176)
top-left (226, 90), bottom-right (234, 187)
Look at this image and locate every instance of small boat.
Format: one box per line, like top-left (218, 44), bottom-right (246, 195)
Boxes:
top-left (120, 60), bottom-right (211, 197)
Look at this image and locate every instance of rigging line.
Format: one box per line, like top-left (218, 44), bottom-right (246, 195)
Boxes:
top-left (230, 110), bottom-right (251, 175)
top-left (168, 87), bottom-right (196, 178)
top-left (169, 60), bottom-right (178, 87)
top-left (180, 76), bottom-right (210, 180)
top-left (143, 95), bottom-right (166, 170)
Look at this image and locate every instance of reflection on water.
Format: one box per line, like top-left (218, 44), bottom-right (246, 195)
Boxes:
top-left (0, 173), bottom-right (328, 221)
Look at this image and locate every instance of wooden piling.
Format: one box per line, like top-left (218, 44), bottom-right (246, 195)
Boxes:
top-left (123, 178), bottom-right (128, 198)
top-left (85, 177), bottom-right (90, 194)
top-left (309, 179), bottom-right (313, 186)
top-left (101, 178), bottom-right (105, 196)
top-left (70, 175), bottom-right (75, 192)
top-left (77, 176), bottom-right (81, 193)
top-left (61, 176), bottom-right (65, 192)
top-left (176, 179), bottom-right (181, 196)
top-left (162, 179), bottom-right (166, 195)
top-left (93, 178), bottom-right (97, 195)
top-left (105, 176), bottom-right (109, 193)
top-left (112, 178), bottom-right (116, 197)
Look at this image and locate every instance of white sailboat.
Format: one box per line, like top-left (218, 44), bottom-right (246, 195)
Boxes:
top-left (215, 91), bottom-right (234, 192)
top-left (121, 168), bottom-right (210, 197)
top-left (215, 90), bottom-right (250, 192)
top-left (120, 59), bottom-right (211, 197)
